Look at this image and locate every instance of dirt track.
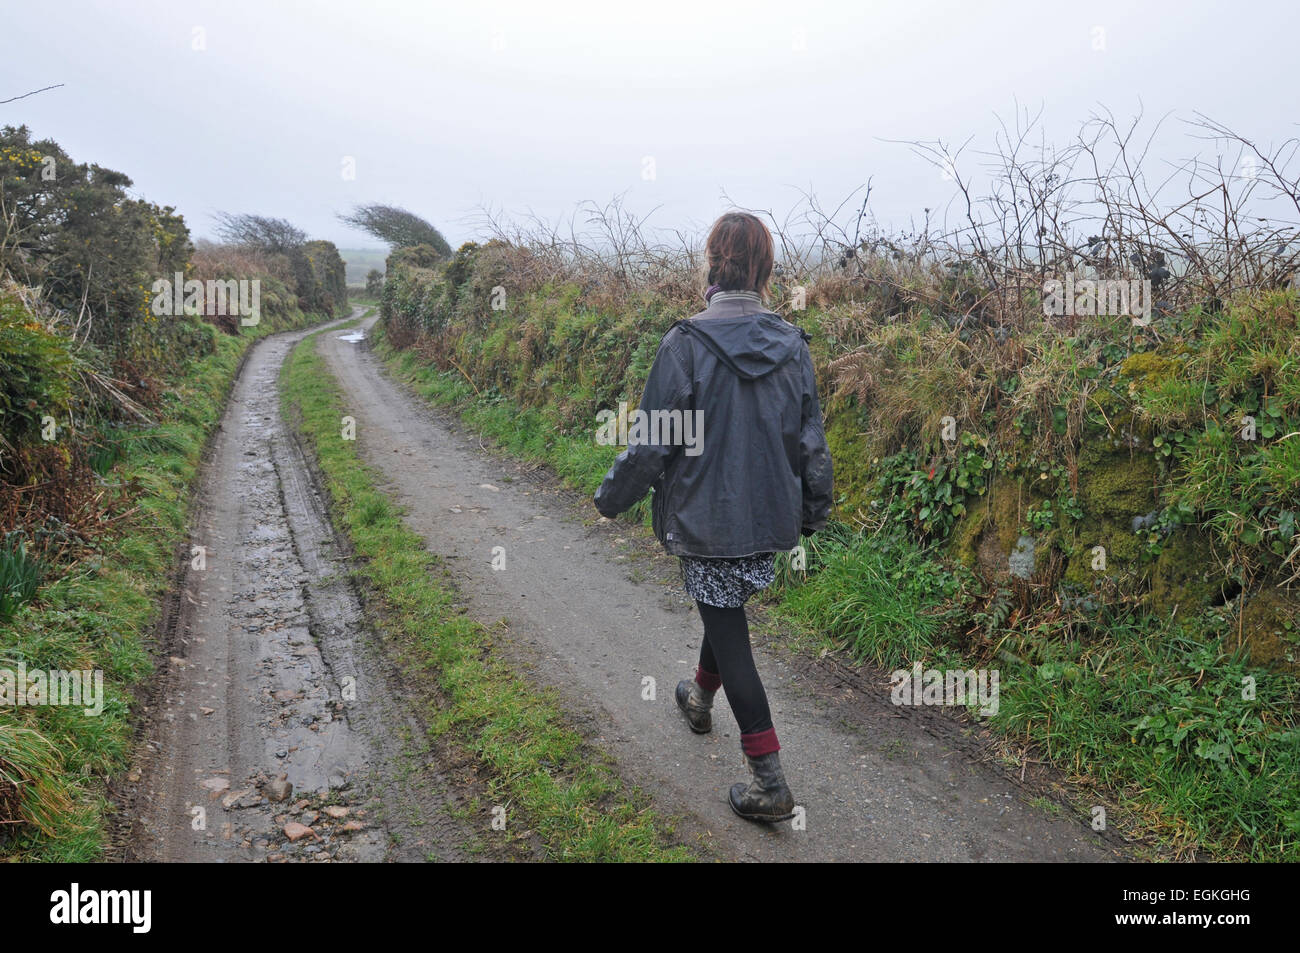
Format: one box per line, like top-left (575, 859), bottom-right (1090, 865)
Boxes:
top-left (119, 314), bottom-right (491, 862)
top-left (303, 313), bottom-right (1126, 862)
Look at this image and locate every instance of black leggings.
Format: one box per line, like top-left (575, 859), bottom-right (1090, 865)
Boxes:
top-left (696, 601), bottom-right (773, 736)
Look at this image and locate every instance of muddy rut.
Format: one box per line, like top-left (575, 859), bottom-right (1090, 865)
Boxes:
top-left (120, 314), bottom-right (484, 862)
top-left (306, 314), bottom-right (1125, 862)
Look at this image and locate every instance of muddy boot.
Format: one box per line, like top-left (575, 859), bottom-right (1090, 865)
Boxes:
top-left (728, 752), bottom-right (796, 822)
top-left (675, 679), bottom-right (714, 734)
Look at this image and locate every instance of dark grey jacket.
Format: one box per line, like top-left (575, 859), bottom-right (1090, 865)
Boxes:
top-left (593, 290), bottom-right (834, 557)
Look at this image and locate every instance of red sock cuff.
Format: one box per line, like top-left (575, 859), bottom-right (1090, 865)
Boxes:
top-left (694, 667), bottom-right (722, 693)
top-left (741, 727), bottom-right (780, 757)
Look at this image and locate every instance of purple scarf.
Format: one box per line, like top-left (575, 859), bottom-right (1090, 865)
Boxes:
top-left (704, 284), bottom-right (722, 303)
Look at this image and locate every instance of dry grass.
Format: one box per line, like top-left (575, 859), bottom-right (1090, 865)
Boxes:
top-left (0, 723), bottom-right (75, 838)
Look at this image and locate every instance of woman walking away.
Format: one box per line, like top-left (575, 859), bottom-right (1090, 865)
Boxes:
top-left (593, 211), bottom-right (834, 823)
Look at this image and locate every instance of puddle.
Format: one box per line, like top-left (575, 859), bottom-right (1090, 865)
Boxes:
top-left (338, 331), bottom-right (366, 343)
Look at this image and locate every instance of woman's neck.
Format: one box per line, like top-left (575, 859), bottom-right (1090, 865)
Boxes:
top-left (707, 288), bottom-right (762, 303)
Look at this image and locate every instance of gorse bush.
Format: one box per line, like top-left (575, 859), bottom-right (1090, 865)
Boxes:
top-left (0, 287), bottom-right (81, 451)
top-left (0, 126), bottom-right (192, 359)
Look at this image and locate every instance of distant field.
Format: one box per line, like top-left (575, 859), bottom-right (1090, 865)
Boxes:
top-left (339, 247), bottom-right (389, 285)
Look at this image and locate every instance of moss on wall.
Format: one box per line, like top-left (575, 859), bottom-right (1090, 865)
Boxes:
top-left (823, 403), bottom-right (876, 519)
top-left (1149, 528), bottom-right (1224, 612)
top-left (1060, 441), bottom-right (1158, 586)
top-left (1239, 584), bottom-right (1300, 670)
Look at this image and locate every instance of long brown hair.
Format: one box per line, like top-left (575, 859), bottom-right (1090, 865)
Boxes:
top-left (706, 212), bottom-right (774, 295)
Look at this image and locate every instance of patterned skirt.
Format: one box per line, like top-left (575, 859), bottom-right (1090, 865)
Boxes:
top-left (679, 552), bottom-right (777, 608)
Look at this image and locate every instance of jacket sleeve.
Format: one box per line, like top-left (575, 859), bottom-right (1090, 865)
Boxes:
top-left (593, 330), bottom-right (692, 518)
top-left (799, 343), bottom-right (834, 532)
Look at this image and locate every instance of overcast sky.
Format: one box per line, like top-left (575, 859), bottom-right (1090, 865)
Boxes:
top-left (3, 0), bottom-right (1295, 250)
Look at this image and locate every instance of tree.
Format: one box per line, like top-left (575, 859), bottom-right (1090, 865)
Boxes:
top-left (365, 268), bottom-right (384, 295)
top-left (338, 204), bottom-right (451, 257)
top-left (212, 212), bottom-right (305, 253)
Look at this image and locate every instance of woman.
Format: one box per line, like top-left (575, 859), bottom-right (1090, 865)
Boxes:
top-left (593, 211), bottom-right (833, 823)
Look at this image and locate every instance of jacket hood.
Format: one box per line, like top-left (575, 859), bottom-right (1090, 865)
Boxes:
top-left (678, 314), bottom-right (806, 380)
